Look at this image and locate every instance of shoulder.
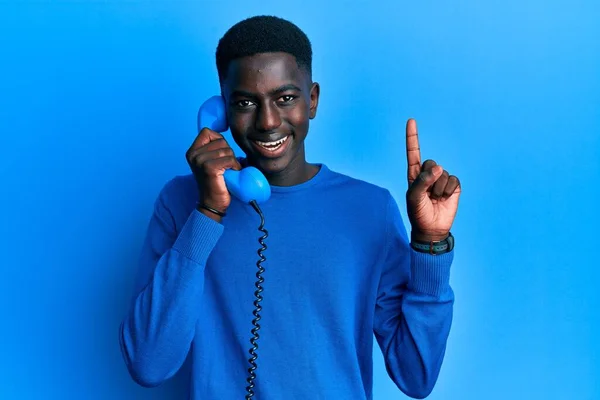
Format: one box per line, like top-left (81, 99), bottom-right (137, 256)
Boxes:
top-left (152, 173), bottom-right (198, 231)
top-left (319, 165), bottom-right (406, 242)
top-left (323, 164), bottom-right (395, 207)
top-left (158, 173), bottom-right (197, 201)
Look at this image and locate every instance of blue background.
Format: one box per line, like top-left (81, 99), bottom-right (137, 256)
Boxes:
top-left (1, 1), bottom-right (598, 399)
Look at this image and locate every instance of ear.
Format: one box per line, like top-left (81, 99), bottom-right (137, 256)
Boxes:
top-left (309, 82), bottom-right (320, 119)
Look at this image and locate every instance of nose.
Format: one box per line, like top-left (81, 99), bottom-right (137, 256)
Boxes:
top-left (255, 102), bottom-right (282, 132)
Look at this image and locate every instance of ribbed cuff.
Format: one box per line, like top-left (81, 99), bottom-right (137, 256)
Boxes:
top-left (172, 210), bottom-right (224, 264)
top-left (408, 249), bottom-right (454, 297)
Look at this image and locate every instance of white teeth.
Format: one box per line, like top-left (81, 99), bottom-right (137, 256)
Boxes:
top-left (255, 135), bottom-right (289, 151)
top-left (256, 136), bottom-right (288, 147)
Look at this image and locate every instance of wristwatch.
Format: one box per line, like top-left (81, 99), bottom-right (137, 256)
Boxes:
top-left (410, 232), bottom-right (454, 255)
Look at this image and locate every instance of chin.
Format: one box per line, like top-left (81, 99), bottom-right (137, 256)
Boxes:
top-left (250, 156), bottom-right (291, 175)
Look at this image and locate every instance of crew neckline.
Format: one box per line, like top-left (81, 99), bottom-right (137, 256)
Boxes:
top-left (236, 157), bottom-right (332, 194)
top-left (269, 163), bottom-right (330, 193)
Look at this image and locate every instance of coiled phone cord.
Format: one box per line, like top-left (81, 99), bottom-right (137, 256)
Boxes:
top-left (245, 200), bottom-right (268, 399)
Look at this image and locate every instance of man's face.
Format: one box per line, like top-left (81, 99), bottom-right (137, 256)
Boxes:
top-left (221, 52), bottom-right (319, 175)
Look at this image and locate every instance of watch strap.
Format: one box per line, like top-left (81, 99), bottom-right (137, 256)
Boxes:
top-left (410, 232), bottom-right (454, 255)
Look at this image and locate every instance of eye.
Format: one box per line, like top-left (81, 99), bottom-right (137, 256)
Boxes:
top-left (235, 100), bottom-right (255, 108)
top-left (278, 95), bottom-right (296, 104)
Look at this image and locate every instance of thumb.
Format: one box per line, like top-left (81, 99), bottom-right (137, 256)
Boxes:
top-left (233, 157), bottom-right (243, 171)
top-left (410, 165), bottom-right (444, 194)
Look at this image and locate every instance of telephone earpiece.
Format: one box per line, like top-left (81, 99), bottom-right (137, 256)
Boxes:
top-left (197, 96), bottom-right (271, 204)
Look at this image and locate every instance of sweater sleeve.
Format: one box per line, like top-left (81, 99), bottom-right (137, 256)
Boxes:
top-left (373, 192), bottom-right (454, 399)
top-left (119, 182), bottom-right (224, 387)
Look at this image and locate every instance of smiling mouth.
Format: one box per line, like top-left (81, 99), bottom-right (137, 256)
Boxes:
top-left (252, 136), bottom-right (289, 152)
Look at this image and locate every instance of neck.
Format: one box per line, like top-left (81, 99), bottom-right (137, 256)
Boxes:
top-left (265, 160), bottom-right (319, 187)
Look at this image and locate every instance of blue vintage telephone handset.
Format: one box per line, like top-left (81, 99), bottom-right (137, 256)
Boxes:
top-left (197, 95), bottom-right (271, 204)
top-left (197, 95), bottom-right (270, 399)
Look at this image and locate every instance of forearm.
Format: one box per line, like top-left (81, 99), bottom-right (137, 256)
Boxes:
top-left (120, 210), bottom-right (223, 387)
top-left (375, 250), bottom-right (454, 399)
top-left (379, 290), bottom-right (453, 399)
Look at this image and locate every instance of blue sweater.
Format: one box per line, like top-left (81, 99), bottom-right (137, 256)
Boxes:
top-left (119, 163), bottom-right (454, 399)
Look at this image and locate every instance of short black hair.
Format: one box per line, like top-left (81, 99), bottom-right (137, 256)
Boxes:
top-left (215, 15), bottom-right (312, 82)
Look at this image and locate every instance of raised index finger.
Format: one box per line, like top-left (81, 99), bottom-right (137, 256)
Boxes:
top-left (406, 118), bottom-right (422, 185)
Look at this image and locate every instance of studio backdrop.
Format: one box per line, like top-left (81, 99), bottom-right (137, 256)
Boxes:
top-left (0, 1), bottom-right (598, 399)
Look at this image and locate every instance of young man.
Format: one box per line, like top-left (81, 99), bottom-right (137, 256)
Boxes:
top-left (119, 15), bottom-right (461, 400)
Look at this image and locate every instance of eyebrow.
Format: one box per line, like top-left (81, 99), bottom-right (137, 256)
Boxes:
top-left (231, 84), bottom-right (302, 98)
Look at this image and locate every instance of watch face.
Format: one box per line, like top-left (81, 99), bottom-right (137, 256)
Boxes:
top-left (446, 234), bottom-right (454, 251)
